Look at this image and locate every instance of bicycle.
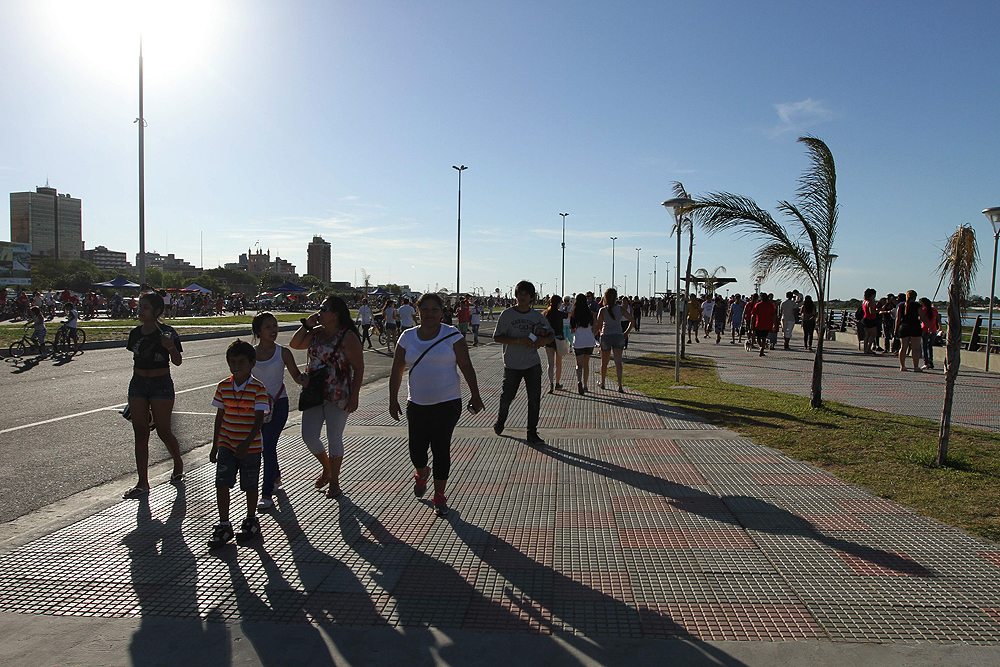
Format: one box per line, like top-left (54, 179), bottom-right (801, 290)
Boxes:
top-left (7, 323), bottom-right (49, 358)
top-left (52, 324), bottom-right (86, 356)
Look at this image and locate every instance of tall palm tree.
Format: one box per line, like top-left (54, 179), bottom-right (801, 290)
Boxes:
top-left (935, 224), bottom-right (979, 466)
top-left (691, 136), bottom-right (838, 408)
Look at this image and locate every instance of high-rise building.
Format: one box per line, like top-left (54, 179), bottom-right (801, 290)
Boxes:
top-left (307, 236), bottom-right (331, 283)
top-left (81, 244), bottom-right (129, 272)
top-left (10, 185), bottom-right (82, 260)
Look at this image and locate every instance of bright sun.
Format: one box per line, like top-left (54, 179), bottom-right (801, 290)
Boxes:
top-left (43, 0), bottom-right (222, 83)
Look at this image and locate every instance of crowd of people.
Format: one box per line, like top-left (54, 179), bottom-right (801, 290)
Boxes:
top-left (859, 289), bottom-right (941, 371)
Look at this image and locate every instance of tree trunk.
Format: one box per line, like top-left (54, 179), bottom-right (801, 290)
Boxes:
top-left (810, 297), bottom-right (825, 408)
top-left (937, 281), bottom-right (962, 466)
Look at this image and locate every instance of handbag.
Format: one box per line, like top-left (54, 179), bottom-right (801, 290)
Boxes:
top-left (555, 336), bottom-right (569, 357)
top-left (298, 367), bottom-right (328, 411)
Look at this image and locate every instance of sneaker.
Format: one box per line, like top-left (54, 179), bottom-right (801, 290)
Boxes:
top-left (257, 497), bottom-right (274, 511)
top-left (413, 471), bottom-right (430, 498)
top-left (555, 383), bottom-right (563, 390)
top-left (237, 516), bottom-right (261, 541)
top-left (208, 522), bottom-right (234, 549)
top-left (432, 492), bottom-right (448, 516)
top-left (578, 382), bottom-right (584, 395)
top-left (493, 423), bottom-right (504, 436)
top-left (526, 433), bottom-right (546, 447)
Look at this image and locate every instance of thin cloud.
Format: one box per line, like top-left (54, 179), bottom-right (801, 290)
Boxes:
top-left (769, 98), bottom-right (835, 136)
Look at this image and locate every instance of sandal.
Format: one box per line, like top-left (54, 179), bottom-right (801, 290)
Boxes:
top-left (169, 472), bottom-right (184, 483)
top-left (326, 486), bottom-right (342, 498)
top-left (122, 486), bottom-right (149, 500)
top-left (315, 473), bottom-right (332, 489)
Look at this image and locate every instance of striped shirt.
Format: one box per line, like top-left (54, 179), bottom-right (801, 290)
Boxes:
top-left (211, 375), bottom-right (269, 453)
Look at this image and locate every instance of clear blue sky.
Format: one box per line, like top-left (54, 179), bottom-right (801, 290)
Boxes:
top-left (3, 0), bottom-right (999, 301)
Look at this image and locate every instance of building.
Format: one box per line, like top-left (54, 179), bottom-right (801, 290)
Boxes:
top-left (135, 251), bottom-right (201, 278)
top-left (81, 244), bottom-right (129, 273)
top-left (307, 235), bottom-right (331, 283)
top-left (10, 185), bottom-right (82, 260)
top-left (245, 248), bottom-right (297, 280)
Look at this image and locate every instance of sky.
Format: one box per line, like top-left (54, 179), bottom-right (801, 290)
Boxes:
top-left (2, 0), bottom-right (1000, 301)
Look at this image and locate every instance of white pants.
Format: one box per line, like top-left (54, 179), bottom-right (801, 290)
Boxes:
top-left (301, 401), bottom-right (349, 458)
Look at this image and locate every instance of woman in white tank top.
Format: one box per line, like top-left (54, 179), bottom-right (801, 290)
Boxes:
top-left (252, 312), bottom-right (304, 510)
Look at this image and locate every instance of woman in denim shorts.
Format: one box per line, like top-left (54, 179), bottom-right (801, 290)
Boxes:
top-left (596, 288), bottom-right (634, 393)
top-left (122, 291), bottom-right (185, 499)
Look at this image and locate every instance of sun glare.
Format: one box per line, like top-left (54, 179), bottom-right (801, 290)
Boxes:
top-left (44, 0), bottom-right (221, 83)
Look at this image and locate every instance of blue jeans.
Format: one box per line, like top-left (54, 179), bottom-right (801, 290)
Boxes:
top-left (922, 333), bottom-right (935, 367)
top-left (260, 396), bottom-right (288, 498)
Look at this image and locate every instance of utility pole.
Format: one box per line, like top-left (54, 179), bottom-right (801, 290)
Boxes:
top-left (559, 213), bottom-right (569, 296)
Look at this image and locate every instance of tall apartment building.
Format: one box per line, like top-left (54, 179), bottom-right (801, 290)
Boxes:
top-left (10, 185), bottom-right (82, 260)
top-left (307, 235), bottom-right (331, 283)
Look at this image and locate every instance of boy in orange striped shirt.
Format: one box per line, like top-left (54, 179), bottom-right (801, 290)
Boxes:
top-left (208, 340), bottom-right (269, 548)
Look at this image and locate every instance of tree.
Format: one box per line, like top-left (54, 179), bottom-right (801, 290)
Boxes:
top-left (692, 136), bottom-right (839, 408)
top-left (185, 274), bottom-right (221, 294)
top-left (145, 267), bottom-right (164, 288)
top-left (935, 224), bottom-right (979, 466)
top-left (693, 266), bottom-right (728, 296)
top-left (298, 274), bottom-right (323, 289)
top-left (383, 283), bottom-right (403, 297)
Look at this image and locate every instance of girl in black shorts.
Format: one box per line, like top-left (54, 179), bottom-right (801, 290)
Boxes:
top-left (123, 291), bottom-right (184, 499)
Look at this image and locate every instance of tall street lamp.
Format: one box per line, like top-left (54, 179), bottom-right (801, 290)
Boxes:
top-left (825, 254), bottom-right (838, 340)
top-left (652, 255), bottom-right (658, 296)
top-left (135, 36), bottom-right (147, 285)
top-left (982, 208), bottom-right (1000, 371)
top-left (663, 198), bottom-right (695, 382)
top-left (452, 165), bottom-right (467, 295)
top-left (635, 248), bottom-right (641, 299)
top-left (610, 237), bottom-right (618, 290)
top-left (560, 213), bottom-right (569, 296)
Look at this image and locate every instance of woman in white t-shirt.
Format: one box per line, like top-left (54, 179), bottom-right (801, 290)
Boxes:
top-left (388, 293), bottom-right (484, 516)
top-left (470, 301), bottom-right (482, 346)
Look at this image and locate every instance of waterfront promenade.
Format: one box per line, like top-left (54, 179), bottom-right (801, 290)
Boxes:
top-left (1, 323), bottom-right (999, 666)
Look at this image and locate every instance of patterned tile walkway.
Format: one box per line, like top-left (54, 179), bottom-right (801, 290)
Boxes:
top-left (1, 326), bottom-right (999, 643)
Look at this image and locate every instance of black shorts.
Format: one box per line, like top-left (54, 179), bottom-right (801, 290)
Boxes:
top-left (574, 346), bottom-right (594, 356)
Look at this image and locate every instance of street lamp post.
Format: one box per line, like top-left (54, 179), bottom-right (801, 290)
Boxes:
top-left (663, 198), bottom-right (695, 382)
top-left (136, 36), bottom-right (147, 285)
top-left (452, 165), bottom-right (467, 296)
top-left (648, 272), bottom-right (652, 297)
top-left (982, 208), bottom-right (1000, 371)
top-left (610, 237), bottom-right (618, 290)
top-left (825, 254), bottom-right (838, 340)
top-left (560, 213), bottom-right (569, 296)
top-left (652, 255), bottom-right (658, 296)
top-left (635, 248), bottom-right (641, 299)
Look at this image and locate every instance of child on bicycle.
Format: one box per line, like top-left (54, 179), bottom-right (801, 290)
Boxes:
top-left (29, 306), bottom-right (46, 350)
top-left (208, 339), bottom-right (269, 548)
top-left (63, 302), bottom-right (79, 346)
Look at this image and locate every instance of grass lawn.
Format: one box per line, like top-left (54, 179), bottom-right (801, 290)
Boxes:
top-left (0, 312), bottom-right (309, 347)
top-left (624, 353), bottom-right (1000, 544)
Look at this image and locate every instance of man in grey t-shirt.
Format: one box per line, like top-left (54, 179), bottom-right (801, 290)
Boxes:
top-left (493, 280), bottom-right (554, 446)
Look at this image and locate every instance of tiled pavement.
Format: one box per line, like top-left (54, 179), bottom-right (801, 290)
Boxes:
top-left (669, 325), bottom-right (1000, 433)
top-left (1, 324), bottom-right (1000, 650)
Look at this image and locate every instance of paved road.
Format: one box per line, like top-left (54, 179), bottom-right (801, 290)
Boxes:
top-left (0, 324), bottom-right (477, 523)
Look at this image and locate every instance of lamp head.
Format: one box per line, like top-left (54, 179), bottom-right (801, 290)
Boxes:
top-left (662, 197), bottom-right (695, 213)
top-left (983, 207), bottom-right (1000, 235)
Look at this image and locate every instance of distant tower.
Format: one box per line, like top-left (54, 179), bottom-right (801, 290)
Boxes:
top-left (307, 235), bottom-right (331, 283)
top-left (10, 185), bottom-right (82, 259)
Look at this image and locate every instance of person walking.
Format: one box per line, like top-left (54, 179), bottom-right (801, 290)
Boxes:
top-left (470, 300), bottom-right (482, 346)
top-left (357, 298), bottom-right (374, 349)
top-left (382, 299), bottom-right (398, 349)
top-left (492, 281), bottom-right (554, 446)
top-left (896, 290), bottom-right (923, 372)
top-left (686, 295), bottom-right (701, 344)
top-left (251, 312), bottom-right (304, 511)
top-left (919, 297), bottom-right (940, 370)
top-left (290, 296), bottom-right (364, 498)
top-left (801, 295), bottom-right (817, 351)
top-left (122, 291), bottom-right (185, 499)
top-left (570, 293), bottom-right (598, 394)
top-left (750, 293), bottom-right (775, 357)
top-left (398, 297), bottom-right (418, 331)
top-left (389, 293), bottom-right (484, 516)
top-left (862, 288), bottom-right (879, 354)
top-left (542, 295), bottom-right (568, 393)
top-left (597, 287), bottom-right (634, 393)
top-left (713, 295), bottom-right (727, 344)
top-left (730, 294), bottom-right (746, 344)
top-left (779, 291), bottom-right (798, 350)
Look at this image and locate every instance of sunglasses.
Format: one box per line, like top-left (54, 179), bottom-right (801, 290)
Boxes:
top-left (319, 305), bottom-right (333, 313)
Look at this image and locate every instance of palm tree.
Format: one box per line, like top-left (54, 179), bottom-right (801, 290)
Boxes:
top-left (691, 136), bottom-right (838, 408)
top-left (935, 224), bottom-right (979, 466)
top-left (694, 266), bottom-right (728, 296)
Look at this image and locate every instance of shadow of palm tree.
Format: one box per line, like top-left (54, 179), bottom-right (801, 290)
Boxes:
top-left (536, 445), bottom-right (933, 577)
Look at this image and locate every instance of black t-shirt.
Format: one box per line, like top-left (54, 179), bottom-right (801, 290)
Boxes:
top-left (127, 324), bottom-right (182, 370)
top-left (544, 309), bottom-right (566, 339)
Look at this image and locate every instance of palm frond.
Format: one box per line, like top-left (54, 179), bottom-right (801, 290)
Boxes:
top-left (751, 241), bottom-right (820, 294)
top-left (935, 225), bottom-right (979, 313)
top-left (710, 265), bottom-right (727, 278)
top-left (795, 136), bottom-right (839, 246)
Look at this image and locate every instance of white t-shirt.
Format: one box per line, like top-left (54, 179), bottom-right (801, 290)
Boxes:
top-left (384, 306), bottom-right (396, 325)
top-left (780, 299), bottom-right (798, 324)
top-left (358, 305), bottom-right (372, 325)
top-left (398, 304), bottom-right (417, 328)
top-left (470, 307), bottom-right (481, 326)
top-left (399, 325), bottom-right (462, 405)
top-left (701, 301), bottom-right (714, 319)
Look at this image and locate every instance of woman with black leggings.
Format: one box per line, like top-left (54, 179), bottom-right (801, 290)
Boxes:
top-left (388, 293), bottom-right (484, 516)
